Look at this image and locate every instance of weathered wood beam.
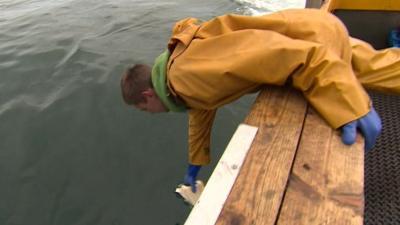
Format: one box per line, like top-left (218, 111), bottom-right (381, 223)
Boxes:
top-left (277, 108), bottom-right (364, 225)
top-left (216, 86), bottom-right (307, 225)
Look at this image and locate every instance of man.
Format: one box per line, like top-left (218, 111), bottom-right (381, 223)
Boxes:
top-left (121, 8), bottom-right (400, 192)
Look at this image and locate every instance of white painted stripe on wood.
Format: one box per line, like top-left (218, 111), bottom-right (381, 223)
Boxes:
top-left (184, 124), bottom-right (258, 225)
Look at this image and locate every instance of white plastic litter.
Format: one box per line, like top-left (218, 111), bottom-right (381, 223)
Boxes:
top-left (175, 180), bottom-right (205, 206)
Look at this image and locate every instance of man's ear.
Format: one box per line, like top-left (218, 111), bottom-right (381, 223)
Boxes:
top-left (141, 88), bottom-right (155, 98)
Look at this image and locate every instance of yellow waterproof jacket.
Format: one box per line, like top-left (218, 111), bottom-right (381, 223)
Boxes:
top-left (165, 9), bottom-right (372, 165)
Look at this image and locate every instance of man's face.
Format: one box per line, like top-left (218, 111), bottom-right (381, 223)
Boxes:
top-left (134, 89), bottom-right (168, 113)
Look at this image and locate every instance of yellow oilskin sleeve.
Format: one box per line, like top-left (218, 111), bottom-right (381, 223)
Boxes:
top-left (290, 39), bottom-right (372, 128)
top-left (350, 38), bottom-right (400, 94)
top-left (188, 109), bottom-right (217, 165)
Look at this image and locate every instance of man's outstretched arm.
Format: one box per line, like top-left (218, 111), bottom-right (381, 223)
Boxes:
top-left (184, 109), bottom-right (217, 192)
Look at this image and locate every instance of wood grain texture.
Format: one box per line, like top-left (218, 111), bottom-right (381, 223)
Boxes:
top-left (277, 108), bottom-right (364, 225)
top-left (216, 86), bottom-right (307, 225)
top-left (185, 124), bottom-right (258, 225)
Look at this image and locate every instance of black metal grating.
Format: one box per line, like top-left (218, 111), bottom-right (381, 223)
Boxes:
top-left (365, 91), bottom-right (400, 225)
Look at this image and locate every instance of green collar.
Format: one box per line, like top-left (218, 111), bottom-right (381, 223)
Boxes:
top-left (151, 50), bottom-right (187, 112)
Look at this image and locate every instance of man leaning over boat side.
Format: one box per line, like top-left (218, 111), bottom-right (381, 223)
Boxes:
top-left (120, 8), bottom-right (400, 192)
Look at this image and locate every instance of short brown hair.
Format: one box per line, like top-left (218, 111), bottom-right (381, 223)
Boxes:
top-left (120, 64), bottom-right (152, 105)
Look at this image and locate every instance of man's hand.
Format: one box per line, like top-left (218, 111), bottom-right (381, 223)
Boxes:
top-left (341, 107), bottom-right (382, 151)
top-left (184, 164), bottom-right (201, 193)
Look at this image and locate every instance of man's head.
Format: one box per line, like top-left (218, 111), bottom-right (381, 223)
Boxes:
top-left (120, 64), bottom-right (168, 113)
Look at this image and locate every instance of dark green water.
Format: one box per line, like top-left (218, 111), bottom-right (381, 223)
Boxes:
top-left (0, 1), bottom-right (257, 224)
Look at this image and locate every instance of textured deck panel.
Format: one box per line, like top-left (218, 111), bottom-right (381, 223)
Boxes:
top-left (365, 91), bottom-right (400, 225)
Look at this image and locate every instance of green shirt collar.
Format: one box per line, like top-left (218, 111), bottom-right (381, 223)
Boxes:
top-left (151, 50), bottom-right (187, 112)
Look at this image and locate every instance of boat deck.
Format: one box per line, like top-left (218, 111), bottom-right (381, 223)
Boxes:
top-left (216, 87), bottom-right (365, 225)
top-left (185, 87), bottom-right (364, 225)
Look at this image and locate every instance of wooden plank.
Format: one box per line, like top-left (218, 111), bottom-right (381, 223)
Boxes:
top-left (216, 86), bottom-right (307, 225)
top-left (184, 124), bottom-right (258, 225)
top-left (277, 108), bottom-right (364, 225)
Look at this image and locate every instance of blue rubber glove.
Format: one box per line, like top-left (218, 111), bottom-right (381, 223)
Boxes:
top-left (389, 28), bottom-right (400, 47)
top-left (184, 164), bottom-right (201, 193)
top-left (341, 107), bottom-right (382, 151)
